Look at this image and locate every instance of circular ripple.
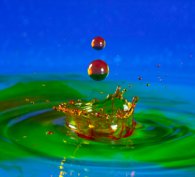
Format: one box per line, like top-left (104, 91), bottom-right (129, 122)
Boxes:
top-left (1, 99), bottom-right (194, 169)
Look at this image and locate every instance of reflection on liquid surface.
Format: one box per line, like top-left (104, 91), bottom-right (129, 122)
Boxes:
top-left (0, 75), bottom-right (194, 177)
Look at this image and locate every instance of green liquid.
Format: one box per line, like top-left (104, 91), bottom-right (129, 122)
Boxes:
top-left (0, 76), bottom-right (194, 171)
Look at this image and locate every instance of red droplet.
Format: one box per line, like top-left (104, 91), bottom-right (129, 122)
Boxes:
top-left (91, 36), bottom-right (106, 50)
top-left (46, 131), bottom-right (54, 135)
top-left (88, 59), bottom-right (109, 81)
top-left (69, 100), bottom-right (75, 104)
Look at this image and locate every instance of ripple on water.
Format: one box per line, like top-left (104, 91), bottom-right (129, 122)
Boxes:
top-left (0, 79), bottom-right (195, 176)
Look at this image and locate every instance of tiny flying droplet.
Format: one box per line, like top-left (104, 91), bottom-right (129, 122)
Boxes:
top-left (146, 83), bottom-right (150, 87)
top-left (46, 131), bottom-right (54, 135)
top-left (156, 64), bottom-right (161, 68)
top-left (138, 76), bottom-right (142, 80)
top-left (25, 98), bottom-right (30, 102)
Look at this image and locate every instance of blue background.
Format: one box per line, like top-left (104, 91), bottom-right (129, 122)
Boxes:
top-left (0, 1), bottom-right (195, 177)
top-left (0, 0), bottom-right (195, 81)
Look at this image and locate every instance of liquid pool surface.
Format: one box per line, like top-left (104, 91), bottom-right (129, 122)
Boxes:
top-left (0, 75), bottom-right (194, 177)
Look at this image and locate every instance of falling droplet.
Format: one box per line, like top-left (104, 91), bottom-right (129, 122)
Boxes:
top-left (88, 59), bottom-right (109, 81)
top-left (91, 36), bottom-right (106, 50)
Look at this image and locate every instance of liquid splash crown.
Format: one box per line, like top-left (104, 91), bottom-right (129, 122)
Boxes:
top-left (54, 86), bottom-right (138, 140)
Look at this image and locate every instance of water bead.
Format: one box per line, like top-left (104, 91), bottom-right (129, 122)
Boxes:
top-left (146, 83), bottom-right (151, 87)
top-left (138, 76), bottom-right (143, 80)
top-left (91, 36), bottom-right (106, 50)
top-left (46, 130), bottom-right (54, 135)
top-left (88, 59), bottom-right (109, 81)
